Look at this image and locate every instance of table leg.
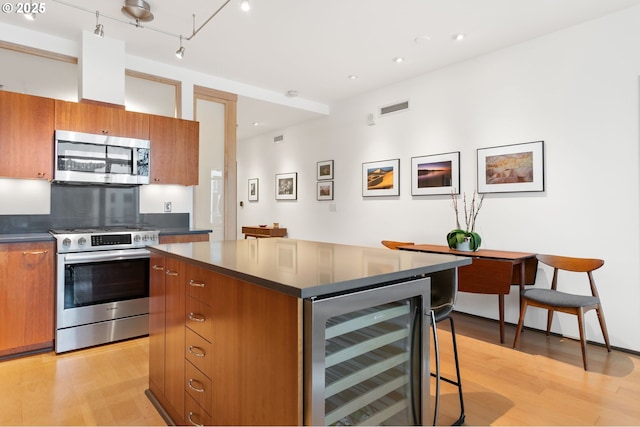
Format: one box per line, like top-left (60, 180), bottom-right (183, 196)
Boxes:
top-left (499, 294), bottom-right (505, 343)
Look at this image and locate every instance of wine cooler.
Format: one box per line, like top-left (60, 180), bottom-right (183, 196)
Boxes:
top-left (304, 277), bottom-right (430, 426)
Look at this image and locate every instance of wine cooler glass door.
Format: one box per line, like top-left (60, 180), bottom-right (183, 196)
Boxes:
top-left (304, 277), bottom-right (430, 426)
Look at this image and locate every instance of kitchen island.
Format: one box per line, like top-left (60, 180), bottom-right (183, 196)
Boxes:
top-left (146, 238), bottom-right (470, 426)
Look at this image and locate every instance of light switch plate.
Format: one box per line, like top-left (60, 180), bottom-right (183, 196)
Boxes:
top-left (164, 201), bottom-right (172, 212)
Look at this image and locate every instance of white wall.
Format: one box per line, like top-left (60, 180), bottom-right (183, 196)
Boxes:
top-left (237, 6), bottom-right (640, 352)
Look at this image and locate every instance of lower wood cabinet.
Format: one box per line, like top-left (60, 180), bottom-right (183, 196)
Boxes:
top-left (159, 233), bottom-right (210, 244)
top-left (148, 253), bottom-right (303, 425)
top-left (0, 241), bottom-right (54, 357)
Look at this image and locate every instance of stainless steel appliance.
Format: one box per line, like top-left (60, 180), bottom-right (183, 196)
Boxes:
top-left (304, 277), bottom-right (430, 426)
top-left (54, 130), bottom-right (151, 185)
top-left (51, 226), bottom-right (158, 353)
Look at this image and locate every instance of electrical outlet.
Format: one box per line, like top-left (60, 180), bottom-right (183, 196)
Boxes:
top-left (164, 201), bottom-right (172, 212)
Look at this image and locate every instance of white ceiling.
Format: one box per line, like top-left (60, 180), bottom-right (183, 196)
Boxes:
top-left (2, 0), bottom-right (640, 141)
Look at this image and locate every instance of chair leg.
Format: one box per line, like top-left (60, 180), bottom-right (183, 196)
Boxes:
top-left (577, 308), bottom-right (588, 371)
top-left (430, 310), bottom-right (440, 426)
top-left (595, 305), bottom-right (612, 352)
top-left (512, 300), bottom-right (528, 348)
top-left (447, 315), bottom-right (465, 426)
top-left (429, 314), bottom-right (465, 426)
top-left (546, 308), bottom-right (554, 336)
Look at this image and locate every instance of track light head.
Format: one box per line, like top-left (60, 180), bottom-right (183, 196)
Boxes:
top-left (94, 23), bottom-right (104, 37)
top-left (175, 46), bottom-right (185, 59)
top-left (240, 0), bottom-right (251, 11)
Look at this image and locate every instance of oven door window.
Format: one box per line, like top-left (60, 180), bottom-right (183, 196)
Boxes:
top-left (64, 258), bottom-right (149, 309)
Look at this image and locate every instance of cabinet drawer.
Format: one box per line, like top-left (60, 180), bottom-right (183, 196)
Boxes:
top-left (184, 391), bottom-right (212, 427)
top-left (186, 265), bottom-right (218, 303)
top-left (185, 360), bottom-right (212, 412)
top-left (185, 327), bottom-right (212, 375)
top-left (186, 296), bottom-right (213, 342)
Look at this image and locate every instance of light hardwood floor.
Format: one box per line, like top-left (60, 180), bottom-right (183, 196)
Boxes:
top-left (0, 313), bottom-right (638, 426)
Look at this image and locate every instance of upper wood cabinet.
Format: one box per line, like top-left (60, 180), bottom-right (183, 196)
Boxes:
top-left (149, 114), bottom-right (199, 186)
top-left (0, 91), bottom-right (54, 180)
top-left (54, 99), bottom-right (150, 139)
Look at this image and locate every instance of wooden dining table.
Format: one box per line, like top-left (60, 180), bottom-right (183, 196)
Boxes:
top-left (399, 244), bottom-right (538, 343)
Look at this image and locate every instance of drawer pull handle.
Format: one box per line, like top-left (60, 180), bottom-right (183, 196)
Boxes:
top-left (188, 411), bottom-right (203, 427)
top-left (188, 378), bottom-right (205, 393)
top-left (189, 313), bottom-right (206, 322)
top-left (189, 280), bottom-right (205, 288)
top-left (166, 270), bottom-right (179, 276)
top-left (22, 250), bottom-right (48, 255)
top-left (188, 345), bottom-right (206, 357)
top-left (152, 264), bottom-right (164, 271)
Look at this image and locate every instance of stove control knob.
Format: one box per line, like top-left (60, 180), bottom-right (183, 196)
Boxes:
top-left (142, 235), bottom-right (149, 242)
top-left (134, 235), bottom-right (141, 243)
top-left (62, 238), bottom-right (71, 247)
top-left (151, 234), bottom-right (158, 242)
top-left (78, 237), bottom-right (87, 246)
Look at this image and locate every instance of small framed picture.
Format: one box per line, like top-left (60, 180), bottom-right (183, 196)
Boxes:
top-left (411, 151), bottom-right (460, 196)
top-left (248, 178), bottom-right (259, 201)
top-left (275, 172), bottom-right (297, 200)
top-left (477, 140), bottom-right (545, 193)
top-left (317, 160), bottom-right (334, 180)
top-left (362, 158), bottom-right (400, 197)
top-left (317, 181), bottom-right (334, 201)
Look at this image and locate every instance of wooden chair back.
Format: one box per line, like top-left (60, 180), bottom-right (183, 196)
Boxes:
top-left (381, 240), bottom-right (414, 250)
top-left (536, 254), bottom-right (604, 273)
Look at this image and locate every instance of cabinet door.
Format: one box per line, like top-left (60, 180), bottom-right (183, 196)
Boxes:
top-left (149, 115), bottom-right (199, 185)
top-left (54, 100), bottom-right (149, 139)
top-left (159, 233), bottom-right (209, 244)
top-left (148, 253), bottom-right (166, 393)
top-left (0, 91), bottom-right (54, 180)
top-left (0, 242), bottom-right (54, 356)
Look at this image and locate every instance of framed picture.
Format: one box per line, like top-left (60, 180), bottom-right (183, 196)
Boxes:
top-left (248, 178), bottom-right (259, 201)
top-left (317, 181), bottom-right (334, 201)
top-left (317, 160), bottom-right (334, 180)
top-left (275, 172), bottom-right (297, 200)
top-left (362, 158), bottom-right (400, 197)
top-left (477, 140), bottom-right (545, 193)
top-left (411, 151), bottom-right (460, 196)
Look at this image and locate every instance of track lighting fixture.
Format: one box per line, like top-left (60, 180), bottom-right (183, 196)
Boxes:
top-left (94, 11), bottom-right (104, 37)
top-left (240, 0), bottom-right (251, 12)
top-left (175, 36), bottom-right (185, 59)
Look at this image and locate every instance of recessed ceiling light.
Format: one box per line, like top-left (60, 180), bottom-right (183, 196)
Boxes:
top-left (453, 33), bottom-right (465, 41)
top-left (348, 75), bottom-right (358, 80)
top-left (392, 57), bottom-right (404, 63)
top-left (414, 35), bottom-right (431, 44)
top-left (252, 122), bottom-right (259, 126)
top-left (286, 90), bottom-right (298, 97)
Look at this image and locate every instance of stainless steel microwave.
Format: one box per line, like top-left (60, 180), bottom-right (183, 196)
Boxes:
top-left (54, 130), bottom-right (150, 185)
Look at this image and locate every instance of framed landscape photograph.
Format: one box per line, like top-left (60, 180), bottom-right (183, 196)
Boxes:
top-left (248, 178), bottom-right (259, 201)
top-left (275, 172), bottom-right (297, 200)
top-left (411, 151), bottom-right (460, 196)
top-left (477, 140), bottom-right (545, 193)
top-left (362, 159), bottom-right (400, 197)
top-left (317, 160), bottom-right (334, 180)
top-left (317, 181), bottom-right (334, 201)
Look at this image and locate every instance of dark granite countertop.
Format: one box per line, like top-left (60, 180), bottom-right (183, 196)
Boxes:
top-left (148, 238), bottom-right (471, 299)
top-left (0, 233), bottom-right (55, 244)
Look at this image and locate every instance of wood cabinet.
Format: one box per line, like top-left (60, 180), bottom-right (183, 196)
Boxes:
top-left (148, 253), bottom-right (186, 424)
top-left (0, 241), bottom-right (55, 357)
top-left (159, 233), bottom-right (209, 244)
top-left (54, 99), bottom-right (150, 139)
top-left (148, 255), bottom-right (302, 425)
top-left (149, 115), bottom-right (199, 185)
top-left (0, 91), bottom-right (54, 180)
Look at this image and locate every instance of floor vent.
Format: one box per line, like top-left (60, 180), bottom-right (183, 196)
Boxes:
top-left (380, 100), bottom-right (409, 116)
top-left (273, 135), bottom-right (284, 143)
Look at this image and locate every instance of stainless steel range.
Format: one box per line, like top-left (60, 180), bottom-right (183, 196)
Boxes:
top-left (50, 226), bottom-right (159, 353)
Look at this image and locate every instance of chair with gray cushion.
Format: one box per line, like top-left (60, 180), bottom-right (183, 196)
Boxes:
top-left (512, 254), bottom-right (611, 370)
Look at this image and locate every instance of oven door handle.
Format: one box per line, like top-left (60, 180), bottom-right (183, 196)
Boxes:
top-left (63, 249), bottom-right (149, 264)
